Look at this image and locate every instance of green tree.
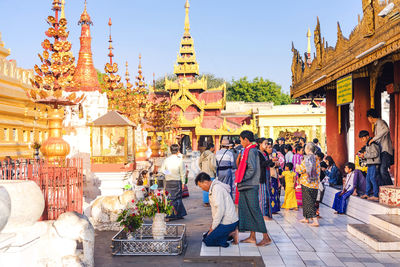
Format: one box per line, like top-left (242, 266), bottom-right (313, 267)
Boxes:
top-left (96, 69), bottom-right (108, 92)
top-left (227, 77), bottom-right (292, 105)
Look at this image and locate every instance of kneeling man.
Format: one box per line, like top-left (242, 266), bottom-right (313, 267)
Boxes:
top-left (195, 172), bottom-right (238, 247)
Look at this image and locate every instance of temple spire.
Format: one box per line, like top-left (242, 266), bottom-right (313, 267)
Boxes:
top-left (173, 0), bottom-right (199, 80)
top-left (184, 0), bottom-right (190, 35)
top-left (68, 0), bottom-right (101, 92)
top-left (136, 54), bottom-right (146, 90)
top-left (125, 61), bottom-right (133, 90)
top-left (108, 18), bottom-right (114, 65)
top-left (61, 0), bottom-right (66, 19)
top-left (307, 28), bottom-right (311, 55)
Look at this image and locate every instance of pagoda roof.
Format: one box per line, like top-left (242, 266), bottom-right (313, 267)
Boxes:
top-left (198, 91), bottom-right (224, 104)
top-left (92, 111), bottom-right (135, 127)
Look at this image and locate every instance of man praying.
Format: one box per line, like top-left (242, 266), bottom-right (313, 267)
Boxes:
top-left (196, 172), bottom-right (239, 247)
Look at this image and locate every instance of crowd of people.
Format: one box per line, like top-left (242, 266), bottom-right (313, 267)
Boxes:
top-left (195, 108), bottom-right (394, 248)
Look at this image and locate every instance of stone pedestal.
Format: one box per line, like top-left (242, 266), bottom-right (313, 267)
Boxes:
top-left (380, 186), bottom-right (400, 207)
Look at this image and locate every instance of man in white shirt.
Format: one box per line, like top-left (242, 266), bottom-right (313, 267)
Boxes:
top-left (160, 144), bottom-right (187, 220)
top-left (195, 172), bottom-right (239, 247)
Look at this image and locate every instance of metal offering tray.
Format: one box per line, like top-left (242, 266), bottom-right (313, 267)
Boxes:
top-left (111, 224), bottom-right (186, 256)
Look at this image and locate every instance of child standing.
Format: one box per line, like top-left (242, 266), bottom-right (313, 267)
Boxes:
top-left (280, 163), bottom-right (298, 210)
top-left (359, 130), bottom-right (381, 202)
top-left (293, 145), bottom-right (304, 206)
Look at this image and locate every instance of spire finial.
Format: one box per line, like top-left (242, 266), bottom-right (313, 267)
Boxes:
top-left (61, 0), bottom-right (66, 19)
top-left (307, 28), bottom-right (311, 54)
top-left (84, 0), bottom-right (87, 11)
top-left (184, 0), bottom-right (190, 35)
top-left (108, 18), bottom-right (113, 64)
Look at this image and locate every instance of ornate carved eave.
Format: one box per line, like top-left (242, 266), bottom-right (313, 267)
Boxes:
top-left (291, 0), bottom-right (400, 98)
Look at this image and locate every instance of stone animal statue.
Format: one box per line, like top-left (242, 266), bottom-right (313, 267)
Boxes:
top-left (90, 190), bottom-right (136, 226)
top-left (38, 211), bottom-right (95, 267)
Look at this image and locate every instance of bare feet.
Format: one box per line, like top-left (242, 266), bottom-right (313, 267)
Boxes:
top-left (368, 196), bottom-right (379, 202)
top-left (264, 216), bottom-right (273, 221)
top-left (334, 211), bottom-right (338, 214)
top-left (230, 229), bottom-right (239, 245)
top-left (240, 237), bottom-right (256, 244)
top-left (256, 238), bottom-right (272, 247)
top-left (310, 218), bottom-right (319, 227)
top-left (361, 195), bottom-right (368, 199)
top-left (293, 208), bottom-right (298, 211)
top-left (300, 218), bottom-right (309, 223)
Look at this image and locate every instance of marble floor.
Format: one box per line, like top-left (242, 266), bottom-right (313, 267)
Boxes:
top-left (200, 204), bottom-right (400, 266)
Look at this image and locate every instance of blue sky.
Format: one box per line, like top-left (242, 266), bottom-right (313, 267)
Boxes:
top-left (0, 0), bottom-right (363, 92)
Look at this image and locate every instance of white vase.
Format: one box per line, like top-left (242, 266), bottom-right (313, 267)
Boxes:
top-left (152, 213), bottom-right (167, 240)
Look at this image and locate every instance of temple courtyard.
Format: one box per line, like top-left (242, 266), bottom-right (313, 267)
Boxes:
top-left (93, 175), bottom-right (400, 267)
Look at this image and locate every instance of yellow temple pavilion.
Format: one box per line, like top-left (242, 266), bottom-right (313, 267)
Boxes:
top-left (158, 0), bottom-right (256, 151)
top-left (0, 33), bottom-right (48, 159)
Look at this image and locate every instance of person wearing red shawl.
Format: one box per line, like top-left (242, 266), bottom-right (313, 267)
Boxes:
top-left (236, 131), bottom-right (272, 246)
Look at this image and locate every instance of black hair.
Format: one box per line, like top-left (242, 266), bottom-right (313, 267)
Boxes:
top-left (137, 177), bottom-right (144, 186)
top-left (195, 172), bottom-right (211, 185)
top-left (285, 162), bottom-right (294, 171)
top-left (358, 130), bottom-right (370, 138)
top-left (316, 151), bottom-right (325, 160)
top-left (325, 156), bottom-right (335, 167)
top-left (320, 161), bottom-right (328, 169)
top-left (235, 139), bottom-right (241, 145)
top-left (295, 145), bottom-right (303, 153)
top-left (284, 144), bottom-right (293, 152)
top-left (170, 144), bottom-right (180, 154)
top-left (256, 137), bottom-right (267, 147)
top-left (344, 162), bottom-right (356, 171)
top-left (206, 143), bottom-right (215, 151)
top-left (313, 138), bottom-right (319, 144)
top-left (240, 130), bottom-right (255, 142)
top-left (359, 146), bottom-right (366, 154)
top-left (367, 109), bottom-right (379, 119)
top-left (266, 138), bottom-right (274, 145)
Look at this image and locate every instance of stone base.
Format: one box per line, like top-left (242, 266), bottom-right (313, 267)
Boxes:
top-left (90, 220), bottom-right (121, 231)
top-left (380, 186), bottom-right (400, 207)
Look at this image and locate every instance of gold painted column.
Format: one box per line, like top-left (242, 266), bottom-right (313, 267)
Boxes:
top-left (40, 108), bottom-right (70, 161)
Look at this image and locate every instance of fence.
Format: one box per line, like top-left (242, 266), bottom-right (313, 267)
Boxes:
top-left (0, 158), bottom-right (83, 220)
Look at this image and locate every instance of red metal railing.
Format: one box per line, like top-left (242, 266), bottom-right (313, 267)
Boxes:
top-left (0, 158), bottom-right (83, 220)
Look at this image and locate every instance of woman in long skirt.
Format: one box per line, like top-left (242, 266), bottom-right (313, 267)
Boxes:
top-left (296, 143), bottom-right (320, 227)
top-left (266, 144), bottom-right (280, 214)
top-left (257, 138), bottom-right (273, 220)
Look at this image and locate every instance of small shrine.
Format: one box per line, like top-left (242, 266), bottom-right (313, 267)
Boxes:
top-left (90, 110), bottom-right (136, 166)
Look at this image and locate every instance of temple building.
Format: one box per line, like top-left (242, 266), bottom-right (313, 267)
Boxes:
top-left (61, 1), bottom-right (108, 200)
top-left (63, 1), bottom-right (108, 160)
top-left (291, 0), bottom-right (400, 212)
top-left (0, 32), bottom-right (48, 159)
top-left (158, 0), bottom-right (256, 151)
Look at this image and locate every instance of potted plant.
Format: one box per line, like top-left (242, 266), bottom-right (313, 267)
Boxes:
top-left (137, 190), bottom-right (173, 240)
top-left (116, 201), bottom-right (143, 239)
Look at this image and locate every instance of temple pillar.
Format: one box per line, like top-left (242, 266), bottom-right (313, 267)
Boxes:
top-left (393, 61), bottom-right (400, 186)
top-left (260, 126), bottom-right (265, 138)
top-left (353, 78), bottom-right (371, 153)
top-left (326, 89), bottom-right (348, 170)
top-left (215, 135), bottom-right (220, 151)
top-left (192, 130), bottom-right (198, 151)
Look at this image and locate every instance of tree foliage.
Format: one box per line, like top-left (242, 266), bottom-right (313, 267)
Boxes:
top-left (227, 77), bottom-right (292, 105)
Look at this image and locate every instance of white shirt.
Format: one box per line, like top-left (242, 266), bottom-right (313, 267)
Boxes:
top-left (344, 172), bottom-right (355, 192)
top-left (160, 154), bottom-right (186, 183)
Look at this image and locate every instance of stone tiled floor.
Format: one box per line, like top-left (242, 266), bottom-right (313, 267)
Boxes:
top-left (200, 204), bottom-right (400, 266)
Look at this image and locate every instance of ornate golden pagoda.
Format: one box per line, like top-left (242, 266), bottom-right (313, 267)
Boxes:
top-left (158, 0), bottom-right (255, 151)
top-left (68, 0), bottom-right (101, 92)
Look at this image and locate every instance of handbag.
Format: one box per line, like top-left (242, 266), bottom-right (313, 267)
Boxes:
top-left (182, 184), bottom-right (189, 198)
